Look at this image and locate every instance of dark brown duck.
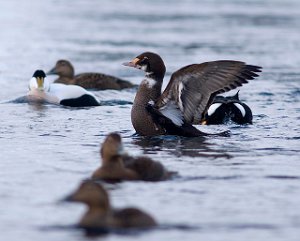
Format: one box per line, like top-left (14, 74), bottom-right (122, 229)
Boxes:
top-left (47, 59), bottom-right (135, 90)
top-left (64, 181), bottom-right (156, 230)
top-left (91, 133), bottom-right (173, 182)
top-left (123, 52), bottom-right (262, 137)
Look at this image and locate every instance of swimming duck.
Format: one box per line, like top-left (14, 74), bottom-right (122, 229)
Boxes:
top-left (204, 91), bottom-right (253, 125)
top-left (64, 181), bottom-right (157, 230)
top-left (28, 70), bottom-right (100, 107)
top-left (91, 133), bottom-right (172, 182)
top-left (123, 52), bottom-right (261, 137)
top-left (47, 60), bottom-right (135, 90)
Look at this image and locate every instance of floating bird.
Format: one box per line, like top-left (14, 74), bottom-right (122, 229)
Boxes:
top-left (47, 59), bottom-right (135, 90)
top-left (92, 133), bottom-right (173, 182)
top-left (64, 181), bottom-right (157, 230)
top-left (27, 70), bottom-right (100, 107)
top-left (123, 52), bottom-right (261, 137)
top-left (203, 91), bottom-right (253, 125)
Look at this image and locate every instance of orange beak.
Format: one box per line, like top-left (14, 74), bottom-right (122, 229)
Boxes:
top-left (122, 58), bottom-right (140, 68)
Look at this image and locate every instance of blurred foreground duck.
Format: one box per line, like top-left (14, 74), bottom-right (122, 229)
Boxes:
top-left (123, 52), bottom-right (261, 137)
top-left (92, 133), bottom-right (173, 182)
top-left (27, 70), bottom-right (99, 107)
top-left (64, 181), bottom-right (156, 230)
top-left (47, 60), bottom-right (135, 90)
top-left (203, 91), bottom-right (253, 125)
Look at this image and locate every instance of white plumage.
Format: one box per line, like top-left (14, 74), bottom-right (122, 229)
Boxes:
top-left (233, 103), bottom-right (246, 117)
top-left (207, 103), bottom-right (222, 116)
top-left (27, 70), bottom-right (99, 107)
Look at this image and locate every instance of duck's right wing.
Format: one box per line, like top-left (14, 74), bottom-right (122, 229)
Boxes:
top-left (155, 60), bottom-right (261, 124)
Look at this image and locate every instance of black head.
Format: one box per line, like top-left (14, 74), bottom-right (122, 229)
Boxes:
top-left (123, 52), bottom-right (166, 80)
top-left (32, 70), bottom-right (46, 78)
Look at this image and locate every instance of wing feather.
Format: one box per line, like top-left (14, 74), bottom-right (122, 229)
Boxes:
top-left (156, 60), bottom-right (261, 123)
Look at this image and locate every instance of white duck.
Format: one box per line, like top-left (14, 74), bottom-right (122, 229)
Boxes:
top-left (27, 70), bottom-right (100, 107)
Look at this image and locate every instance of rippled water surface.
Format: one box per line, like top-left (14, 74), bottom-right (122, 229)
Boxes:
top-left (0, 0), bottom-right (300, 240)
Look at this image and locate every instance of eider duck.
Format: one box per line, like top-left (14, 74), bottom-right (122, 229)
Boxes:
top-left (123, 52), bottom-right (261, 137)
top-left (92, 133), bottom-right (173, 182)
top-left (204, 91), bottom-right (253, 125)
top-left (28, 70), bottom-right (100, 107)
top-left (64, 181), bottom-right (157, 230)
top-left (47, 59), bottom-right (135, 90)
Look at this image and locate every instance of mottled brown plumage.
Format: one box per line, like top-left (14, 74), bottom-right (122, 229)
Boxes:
top-left (123, 52), bottom-right (262, 137)
top-left (64, 181), bottom-right (156, 229)
top-left (91, 133), bottom-right (173, 182)
top-left (47, 60), bottom-right (135, 90)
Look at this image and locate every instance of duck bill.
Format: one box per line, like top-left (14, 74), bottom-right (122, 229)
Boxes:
top-left (122, 57), bottom-right (140, 68)
top-left (46, 67), bottom-right (57, 75)
top-left (37, 77), bottom-right (44, 90)
top-left (62, 193), bottom-right (76, 202)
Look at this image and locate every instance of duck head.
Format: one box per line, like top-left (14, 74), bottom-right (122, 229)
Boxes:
top-left (100, 133), bottom-right (125, 162)
top-left (123, 52), bottom-right (166, 80)
top-left (64, 181), bottom-right (110, 210)
top-left (29, 70), bottom-right (50, 91)
top-left (47, 59), bottom-right (74, 78)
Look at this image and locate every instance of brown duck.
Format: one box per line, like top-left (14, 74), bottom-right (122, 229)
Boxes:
top-left (123, 52), bottom-right (262, 137)
top-left (47, 59), bottom-right (135, 90)
top-left (64, 181), bottom-right (156, 230)
top-left (91, 133), bottom-right (173, 182)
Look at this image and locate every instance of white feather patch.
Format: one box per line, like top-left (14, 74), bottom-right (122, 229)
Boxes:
top-left (141, 77), bottom-right (156, 88)
top-left (233, 103), bottom-right (246, 117)
top-left (160, 102), bottom-right (183, 126)
top-left (207, 103), bottom-right (222, 116)
top-left (178, 82), bottom-right (184, 110)
top-left (49, 83), bottom-right (98, 102)
top-left (148, 100), bottom-right (155, 105)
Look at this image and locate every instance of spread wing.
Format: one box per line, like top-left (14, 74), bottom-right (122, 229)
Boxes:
top-left (156, 60), bottom-right (261, 124)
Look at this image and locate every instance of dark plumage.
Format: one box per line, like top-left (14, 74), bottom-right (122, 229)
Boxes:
top-left (123, 52), bottom-right (262, 137)
top-left (64, 181), bottom-right (156, 230)
top-left (47, 60), bottom-right (136, 90)
top-left (91, 133), bottom-right (173, 182)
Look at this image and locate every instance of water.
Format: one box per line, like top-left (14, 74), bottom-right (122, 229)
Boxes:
top-left (0, 0), bottom-right (300, 240)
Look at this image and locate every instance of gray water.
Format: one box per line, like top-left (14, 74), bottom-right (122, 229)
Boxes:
top-left (0, 0), bottom-right (300, 240)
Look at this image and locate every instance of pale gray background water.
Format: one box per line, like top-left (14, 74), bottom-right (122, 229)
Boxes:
top-left (0, 0), bottom-right (300, 240)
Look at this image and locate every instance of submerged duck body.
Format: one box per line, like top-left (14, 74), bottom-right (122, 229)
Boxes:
top-left (47, 60), bottom-right (135, 90)
top-left (204, 91), bottom-right (253, 125)
top-left (64, 181), bottom-right (156, 230)
top-left (91, 133), bottom-right (172, 182)
top-left (123, 52), bottom-right (262, 137)
top-left (27, 70), bottom-right (99, 107)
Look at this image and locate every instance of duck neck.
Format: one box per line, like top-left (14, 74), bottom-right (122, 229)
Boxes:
top-left (62, 66), bottom-right (75, 79)
top-left (102, 156), bottom-right (125, 169)
top-left (80, 206), bottom-right (110, 227)
top-left (134, 75), bottom-right (163, 106)
top-left (57, 68), bottom-right (74, 82)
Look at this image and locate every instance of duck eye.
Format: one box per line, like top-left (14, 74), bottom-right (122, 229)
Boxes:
top-left (139, 57), bottom-right (149, 65)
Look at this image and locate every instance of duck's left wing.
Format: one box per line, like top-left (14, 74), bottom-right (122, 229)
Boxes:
top-left (156, 60), bottom-right (261, 124)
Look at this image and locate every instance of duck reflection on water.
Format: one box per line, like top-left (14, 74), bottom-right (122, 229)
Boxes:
top-left (131, 135), bottom-right (232, 159)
